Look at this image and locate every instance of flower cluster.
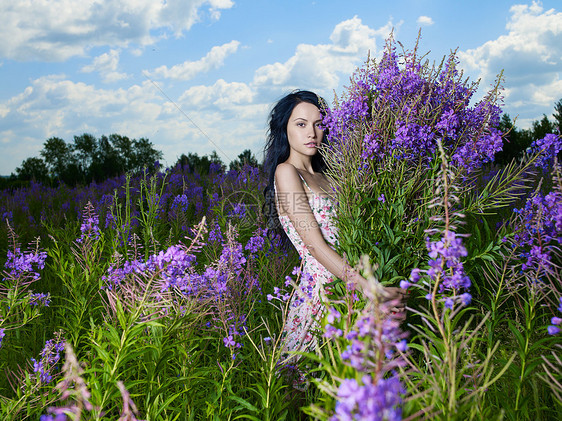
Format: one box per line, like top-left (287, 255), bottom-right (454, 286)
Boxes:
top-left (103, 243), bottom-right (199, 295)
top-left (103, 222), bottom-right (260, 360)
top-left (322, 37), bottom-right (503, 175)
top-left (29, 292), bottom-right (51, 307)
top-left (41, 344), bottom-right (94, 421)
top-left (208, 222), bottom-right (224, 244)
top-left (404, 229), bottom-right (472, 310)
top-left (319, 256), bottom-right (408, 420)
top-left (336, 309), bottom-right (408, 372)
top-left (512, 189), bottom-right (562, 275)
top-left (31, 335), bottom-right (65, 384)
top-left (244, 228), bottom-right (267, 259)
top-left (77, 201), bottom-right (101, 243)
top-left (266, 266), bottom-right (315, 308)
top-left (3, 240), bottom-right (47, 282)
top-left (531, 133), bottom-right (562, 169)
top-left (332, 375), bottom-right (405, 421)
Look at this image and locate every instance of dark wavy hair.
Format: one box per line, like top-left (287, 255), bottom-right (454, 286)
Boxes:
top-left (262, 90), bottom-right (328, 248)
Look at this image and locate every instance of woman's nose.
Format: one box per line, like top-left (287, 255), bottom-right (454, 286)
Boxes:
top-left (308, 126), bottom-right (317, 138)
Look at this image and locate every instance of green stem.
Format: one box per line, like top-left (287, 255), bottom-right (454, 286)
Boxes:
top-left (514, 296), bottom-right (536, 415)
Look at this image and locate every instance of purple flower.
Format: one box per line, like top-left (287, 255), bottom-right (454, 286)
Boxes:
top-left (223, 335), bottom-right (236, 347)
top-left (409, 268), bottom-right (421, 283)
top-left (396, 339), bottom-right (408, 352)
top-left (171, 194), bottom-right (189, 213)
top-left (327, 307), bottom-right (342, 324)
top-left (31, 336), bottom-right (65, 384)
top-left (332, 375), bottom-right (404, 420)
top-left (29, 292), bottom-right (51, 307)
top-left (460, 293), bottom-right (472, 306)
top-left (531, 133), bottom-right (562, 168)
top-left (323, 325), bottom-right (343, 339)
top-left (323, 37), bottom-right (503, 174)
top-left (548, 326), bottom-right (560, 335)
top-left (4, 243), bottom-right (47, 281)
top-left (511, 189), bottom-right (562, 275)
top-left (77, 201), bottom-right (101, 243)
top-left (399, 280), bottom-right (411, 290)
top-left (245, 229), bottom-right (266, 258)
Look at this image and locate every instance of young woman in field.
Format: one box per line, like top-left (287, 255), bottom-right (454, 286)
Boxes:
top-left (263, 90), bottom-right (406, 360)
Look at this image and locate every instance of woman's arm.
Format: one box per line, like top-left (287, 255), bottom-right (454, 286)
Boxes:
top-left (275, 163), bottom-right (407, 311)
top-left (275, 163), bottom-right (361, 283)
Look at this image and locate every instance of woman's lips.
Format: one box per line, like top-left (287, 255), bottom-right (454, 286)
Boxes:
top-left (305, 142), bottom-right (318, 148)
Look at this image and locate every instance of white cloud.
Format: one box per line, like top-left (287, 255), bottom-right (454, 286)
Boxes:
top-left (0, 0), bottom-right (234, 61)
top-left (178, 79), bottom-right (255, 108)
top-left (458, 1), bottom-right (562, 124)
top-left (82, 49), bottom-right (129, 83)
top-left (0, 16), bottom-right (398, 174)
top-left (0, 73), bottom-right (263, 173)
top-left (0, 75), bottom-right (164, 170)
top-left (0, 104), bottom-right (8, 119)
top-left (417, 16), bottom-right (434, 26)
top-left (252, 16), bottom-right (386, 92)
top-left (150, 40), bottom-right (240, 80)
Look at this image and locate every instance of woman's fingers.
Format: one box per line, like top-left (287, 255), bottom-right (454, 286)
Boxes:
top-left (384, 287), bottom-right (409, 303)
top-left (383, 287), bottom-right (408, 320)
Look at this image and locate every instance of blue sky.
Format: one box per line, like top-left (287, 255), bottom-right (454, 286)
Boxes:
top-left (1, 0), bottom-right (561, 175)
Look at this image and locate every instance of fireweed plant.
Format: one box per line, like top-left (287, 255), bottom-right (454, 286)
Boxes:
top-left (0, 163), bottom-right (303, 419)
top-left (314, 35), bottom-right (562, 419)
top-left (0, 34), bottom-right (561, 419)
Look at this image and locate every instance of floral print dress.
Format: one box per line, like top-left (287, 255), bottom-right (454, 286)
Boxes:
top-left (275, 174), bottom-right (338, 359)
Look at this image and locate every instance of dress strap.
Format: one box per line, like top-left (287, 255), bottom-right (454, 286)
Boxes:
top-left (297, 172), bottom-right (314, 194)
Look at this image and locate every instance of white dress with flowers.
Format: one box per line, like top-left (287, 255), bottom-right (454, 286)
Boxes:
top-left (275, 175), bottom-right (338, 358)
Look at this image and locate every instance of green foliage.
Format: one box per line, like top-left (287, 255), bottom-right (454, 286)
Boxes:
top-left (0, 164), bottom-right (308, 420)
top-left (175, 151), bottom-right (225, 175)
top-left (229, 150), bottom-right (259, 172)
top-left (11, 133), bottom-right (164, 186)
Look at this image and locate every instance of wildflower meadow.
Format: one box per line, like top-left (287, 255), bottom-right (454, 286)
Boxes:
top-left (1, 36), bottom-right (561, 420)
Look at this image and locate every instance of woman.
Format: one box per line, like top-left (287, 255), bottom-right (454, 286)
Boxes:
top-left (263, 90), bottom-right (405, 359)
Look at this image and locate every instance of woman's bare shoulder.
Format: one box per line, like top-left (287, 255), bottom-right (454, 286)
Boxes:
top-left (275, 163), bottom-right (303, 191)
top-left (275, 162), bottom-right (297, 176)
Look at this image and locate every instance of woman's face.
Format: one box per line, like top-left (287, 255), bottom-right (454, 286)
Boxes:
top-left (286, 101), bottom-right (324, 158)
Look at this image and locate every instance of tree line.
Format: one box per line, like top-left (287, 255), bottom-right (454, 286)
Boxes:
top-left (494, 99), bottom-right (562, 164)
top-left (9, 134), bottom-right (163, 186)
top-left (2, 131), bottom-right (260, 189)
top-left (173, 149), bottom-right (259, 175)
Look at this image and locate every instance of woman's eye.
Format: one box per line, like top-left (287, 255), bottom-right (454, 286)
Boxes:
top-left (297, 122), bottom-right (306, 127)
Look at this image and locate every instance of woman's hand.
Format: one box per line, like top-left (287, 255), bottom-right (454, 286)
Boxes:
top-left (382, 286), bottom-right (408, 319)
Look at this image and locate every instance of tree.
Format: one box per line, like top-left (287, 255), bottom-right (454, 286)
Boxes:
top-left (109, 134), bottom-right (134, 172)
top-left (229, 149), bottom-right (259, 171)
top-left (209, 150), bottom-right (226, 172)
top-left (494, 114), bottom-right (536, 164)
top-left (73, 133), bottom-right (97, 175)
top-left (89, 135), bottom-right (121, 181)
top-left (40, 137), bottom-right (75, 179)
top-left (14, 157), bottom-right (49, 183)
top-left (531, 114), bottom-right (555, 141)
top-left (131, 137), bottom-right (163, 174)
top-left (176, 153), bottom-right (211, 174)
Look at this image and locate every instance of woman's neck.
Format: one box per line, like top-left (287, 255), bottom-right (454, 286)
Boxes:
top-left (285, 155), bottom-right (315, 174)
